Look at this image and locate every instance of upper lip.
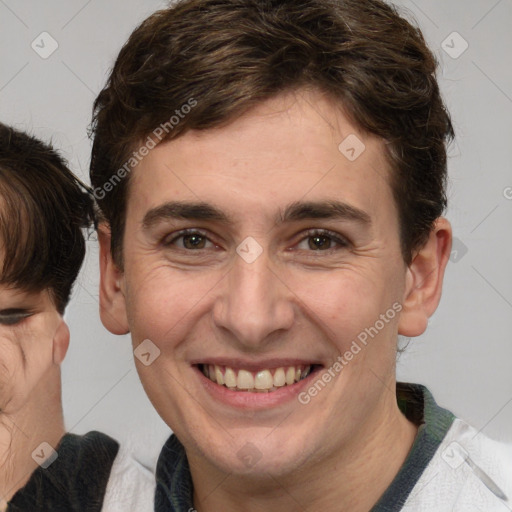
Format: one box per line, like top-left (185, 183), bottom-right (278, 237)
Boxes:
top-left (191, 358), bottom-right (323, 371)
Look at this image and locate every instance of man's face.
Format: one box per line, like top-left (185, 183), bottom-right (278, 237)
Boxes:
top-left (0, 284), bottom-right (65, 415)
top-left (116, 89), bottom-right (411, 476)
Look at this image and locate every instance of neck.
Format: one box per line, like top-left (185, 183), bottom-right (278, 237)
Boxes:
top-left (0, 370), bottom-right (65, 510)
top-left (191, 384), bottom-right (418, 512)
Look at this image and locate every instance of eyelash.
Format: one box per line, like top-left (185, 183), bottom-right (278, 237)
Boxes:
top-left (0, 310), bottom-right (33, 326)
top-left (163, 228), bottom-right (349, 253)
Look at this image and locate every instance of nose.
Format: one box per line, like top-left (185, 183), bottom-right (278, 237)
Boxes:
top-left (212, 250), bottom-right (295, 350)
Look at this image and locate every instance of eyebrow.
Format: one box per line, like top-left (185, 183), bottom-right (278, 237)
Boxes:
top-left (142, 200), bottom-right (371, 230)
top-left (143, 202), bottom-right (229, 230)
top-left (280, 200), bottom-right (371, 225)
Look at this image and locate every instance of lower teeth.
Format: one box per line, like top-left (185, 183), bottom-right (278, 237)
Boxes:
top-left (226, 386), bottom-right (277, 393)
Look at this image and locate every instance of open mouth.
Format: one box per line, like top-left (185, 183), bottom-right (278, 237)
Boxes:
top-left (198, 364), bottom-right (320, 393)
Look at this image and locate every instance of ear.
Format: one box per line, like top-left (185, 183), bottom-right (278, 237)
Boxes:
top-left (53, 319), bottom-right (70, 365)
top-left (398, 217), bottom-right (452, 338)
top-left (97, 223), bottom-right (130, 335)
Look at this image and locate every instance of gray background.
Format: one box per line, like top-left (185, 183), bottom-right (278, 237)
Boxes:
top-left (0, 0), bottom-right (511, 467)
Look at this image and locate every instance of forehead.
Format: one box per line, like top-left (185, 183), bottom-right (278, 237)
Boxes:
top-left (127, 89), bottom-right (395, 227)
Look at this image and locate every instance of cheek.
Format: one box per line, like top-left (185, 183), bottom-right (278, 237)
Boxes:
top-left (292, 269), bottom-right (392, 334)
top-left (0, 323), bottom-right (55, 413)
top-left (0, 337), bottom-right (21, 410)
top-left (0, 333), bottom-right (35, 413)
top-left (125, 264), bottom-right (217, 344)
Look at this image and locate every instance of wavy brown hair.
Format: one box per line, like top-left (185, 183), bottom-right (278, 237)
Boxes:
top-left (90, 0), bottom-right (454, 267)
top-left (0, 123), bottom-right (94, 314)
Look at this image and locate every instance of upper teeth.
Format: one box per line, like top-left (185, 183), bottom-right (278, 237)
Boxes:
top-left (202, 364), bottom-right (311, 392)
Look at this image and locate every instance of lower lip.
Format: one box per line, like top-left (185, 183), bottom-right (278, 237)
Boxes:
top-left (194, 366), bottom-right (321, 410)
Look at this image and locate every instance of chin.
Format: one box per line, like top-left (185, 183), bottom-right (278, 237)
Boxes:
top-left (194, 427), bottom-right (312, 479)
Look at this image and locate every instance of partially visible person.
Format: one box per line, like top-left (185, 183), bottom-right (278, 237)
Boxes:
top-left (0, 123), bottom-right (154, 511)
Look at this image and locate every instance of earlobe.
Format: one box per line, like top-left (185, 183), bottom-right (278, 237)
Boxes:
top-left (398, 217), bottom-right (452, 338)
top-left (98, 224), bottom-right (130, 335)
top-left (53, 320), bottom-right (70, 365)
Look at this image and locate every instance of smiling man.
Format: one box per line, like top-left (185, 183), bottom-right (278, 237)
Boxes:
top-left (90, 0), bottom-right (512, 510)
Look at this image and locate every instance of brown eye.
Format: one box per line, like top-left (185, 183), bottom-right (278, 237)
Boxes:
top-left (296, 229), bottom-right (349, 252)
top-left (182, 234), bottom-right (207, 249)
top-left (308, 235), bottom-right (333, 250)
top-left (163, 229), bottom-right (215, 250)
